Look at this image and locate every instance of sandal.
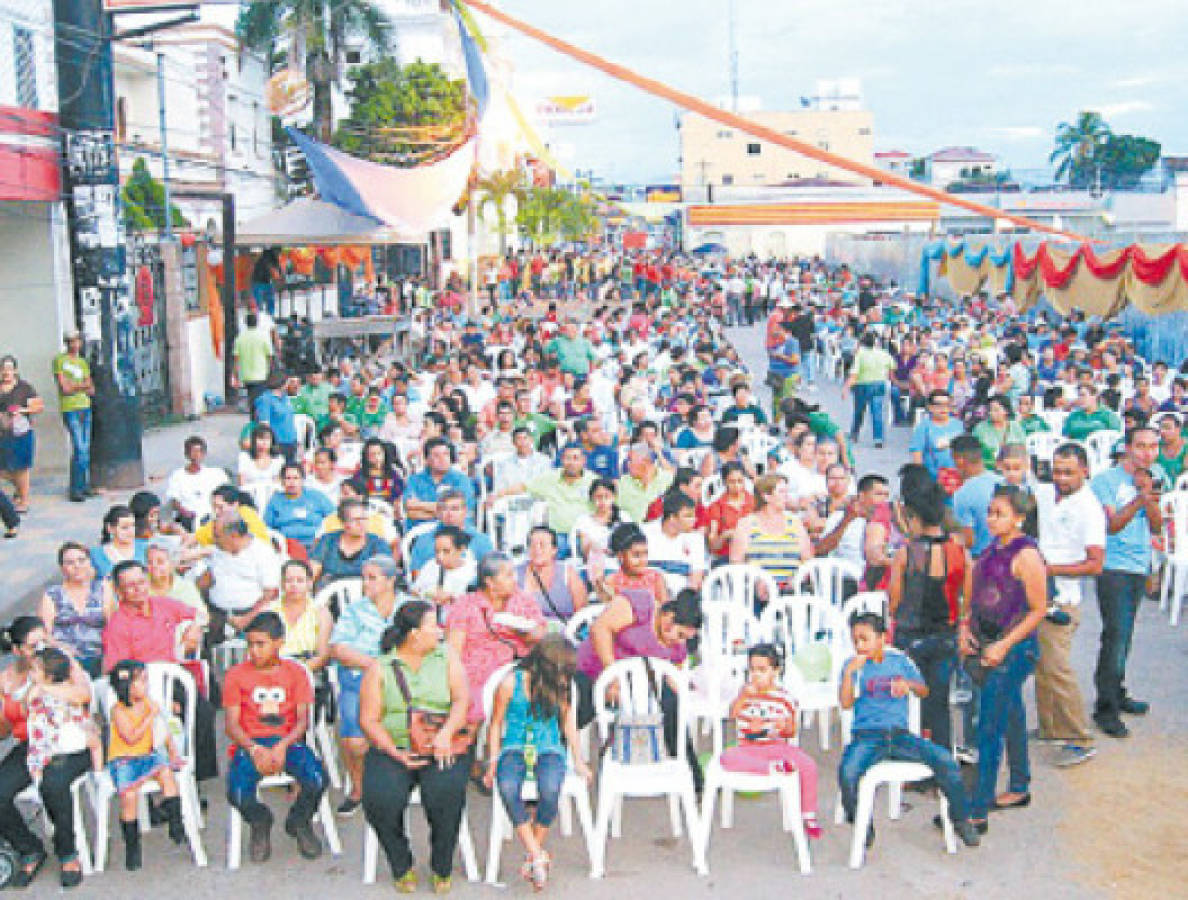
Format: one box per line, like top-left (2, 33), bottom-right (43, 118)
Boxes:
top-left (431, 873), bottom-right (452, 894)
top-left (8, 849), bottom-right (46, 888)
top-left (394, 869), bottom-right (418, 893)
top-left (3, 527), bottom-right (15, 539)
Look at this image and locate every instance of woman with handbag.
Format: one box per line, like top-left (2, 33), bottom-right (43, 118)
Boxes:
top-left (516, 526), bottom-right (588, 627)
top-left (359, 601), bottom-right (471, 894)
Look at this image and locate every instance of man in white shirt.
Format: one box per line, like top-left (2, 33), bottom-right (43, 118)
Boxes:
top-left (197, 512), bottom-right (281, 631)
top-left (1034, 442), bottom-right (1106, 767)
top-left (164, 436), bottom-right (228, 529)
top-left (642, 493), bottom-right (708, 592)
top-left (489, 428), bottom-right (552, 500)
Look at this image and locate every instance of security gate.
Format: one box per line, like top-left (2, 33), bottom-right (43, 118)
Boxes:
top-left (126, 235), bottom-right (171, 423)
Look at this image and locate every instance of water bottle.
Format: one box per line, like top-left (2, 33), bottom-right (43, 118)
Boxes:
top-left (950, 664), bottom-right (974, 706)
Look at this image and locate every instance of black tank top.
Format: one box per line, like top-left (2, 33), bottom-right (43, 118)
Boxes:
top-left (896, 536), bottom-right (953, 633)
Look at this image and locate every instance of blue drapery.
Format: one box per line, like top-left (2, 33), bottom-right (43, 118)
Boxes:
top-left (918, 241), bottom-right (1014, 295)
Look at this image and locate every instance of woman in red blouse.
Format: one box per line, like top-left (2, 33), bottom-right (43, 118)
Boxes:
top-left (706, 463), bottom-right (755, 560)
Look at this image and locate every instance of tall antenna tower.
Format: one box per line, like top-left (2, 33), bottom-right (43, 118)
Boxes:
top-left (728, 0), bottom-right (739, 112)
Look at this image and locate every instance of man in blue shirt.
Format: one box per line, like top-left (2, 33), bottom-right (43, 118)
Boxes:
top-left (264, 464), bottom-right (334, 549)
top-left (403, 437), bottom-right (477, 525)
top-left (909, 389), bottom-right (965, 478)
top-left (768, 323), bottom-right (800, 385)
top-left (573, 418), bottom-right (619, 480)
top-left (1090, 426), bottom-right (1162, 737)
top-left (952, 434), bottom-right (1004, 556)
top-left (838, 613), bottom-right (980, 849)
top-left (254, 374), bottom-right (298, 462)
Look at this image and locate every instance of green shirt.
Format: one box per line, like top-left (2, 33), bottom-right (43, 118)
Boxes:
top-left (1158, 443), bottom-right (1187, 482)
top-left (232, 328), bottom-right (272, 384)
top-left (293, 383), bottom-right (332, 420)
top-left (1062, 408), bottom-right (1121, 441)
top-left (546, 335), bottom-right (597, 377)
top-left (1020, 415), bottom-right (1049, 436)
top-left (51, 353), bottom-right (91, 412)
top-left (972, 419), bottom-right (1026, 469)
top-left (515, 413), bottom-right (557, 449)
top-left (527, 469), bottom-right (595, 533)
top-left (617, 468), bottom-right (674, 522)
top-left (378, 647), bottom-right (451, 749)
top-left (851, 346), bottom-right (895, 385)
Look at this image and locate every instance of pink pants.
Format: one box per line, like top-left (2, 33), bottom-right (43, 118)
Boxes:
top-left (719, 743), bottom-right (818, 814)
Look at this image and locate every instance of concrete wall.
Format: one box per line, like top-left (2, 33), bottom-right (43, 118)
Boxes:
top-left (0, 201), bottom-right (75, 472)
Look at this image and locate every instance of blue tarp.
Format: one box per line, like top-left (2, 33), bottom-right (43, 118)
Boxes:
top-left (918, 241), bottom-right (1013, 296)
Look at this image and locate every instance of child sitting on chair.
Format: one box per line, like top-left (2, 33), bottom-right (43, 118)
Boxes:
top-left (721, 643), bottom-right (821, 838)
top-left (107, 659), bottom-right (187, 869)
top-left (837, 613), bottom-right (981, 850)
top-left (223, 611), bottom-right (327, 864)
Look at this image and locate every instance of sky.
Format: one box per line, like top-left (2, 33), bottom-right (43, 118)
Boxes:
top-left (476, 0), bottom-right (1187, 184)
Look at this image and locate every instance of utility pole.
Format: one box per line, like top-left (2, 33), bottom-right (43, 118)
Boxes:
top-left (728, 0), bottom-right (739, 113)
top-left (156, 52), bottom-right (174, 241)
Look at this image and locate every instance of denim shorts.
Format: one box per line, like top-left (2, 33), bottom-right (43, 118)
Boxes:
top-left (337, 667), bottom-right (364, 739)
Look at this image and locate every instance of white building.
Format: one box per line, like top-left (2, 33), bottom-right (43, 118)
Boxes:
top-left (924, 146), bottom-right (998, 188)
top-left (874, 150), bottom-right (913, 177)
top-left (0, 0), bottom-right (77, 468)
top-left (113, 22), bottom-right (278, 233)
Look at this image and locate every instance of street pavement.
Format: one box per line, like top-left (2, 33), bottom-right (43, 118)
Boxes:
top-left (7, 324), bottom-right (1186, 897)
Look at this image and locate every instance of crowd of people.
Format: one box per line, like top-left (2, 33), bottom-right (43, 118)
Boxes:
top-left (0, 247), bottom-right (1182, 892)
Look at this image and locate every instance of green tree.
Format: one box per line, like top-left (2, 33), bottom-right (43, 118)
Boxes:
top-left (1050, 111), bottom-right (1111, 187)
top-left (474, 169), bottom-right (525, 256)
top-left (122, 157), bottom-right (188, 232)
top-left (1097, 134), bottom-right (1161, 189)
top-left (237, 0), bottom-right (390, 142)
top-left (332, 58), bottom-right (467, 162)
top-left (516, 186), bottom-right (599, 246)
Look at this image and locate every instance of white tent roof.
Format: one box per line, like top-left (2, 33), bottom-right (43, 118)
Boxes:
top-left (235, 198), bottom-right (421, 247)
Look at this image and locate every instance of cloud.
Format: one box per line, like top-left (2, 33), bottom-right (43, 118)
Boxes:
top-left (1111, 74), bottom-right (1163, 89)
top-left (988, 62), bottom-right (1079, 78)
top-left (984, 126), bottom-right (1045, 141)
top-left (1096, 100), bottom-right (1155, 117)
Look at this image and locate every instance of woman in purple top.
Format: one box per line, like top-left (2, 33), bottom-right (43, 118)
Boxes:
top-left (961, 486), bottom-right (1047, 829)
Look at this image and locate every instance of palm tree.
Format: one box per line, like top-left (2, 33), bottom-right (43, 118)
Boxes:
top-left (237, 0), bottom-right (391, 143)
top-left (474, 169), bottom-right (525, 256)
top-left (1050, 111), bottom-right (1111, 188)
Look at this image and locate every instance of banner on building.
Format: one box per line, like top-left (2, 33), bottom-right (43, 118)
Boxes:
top-left (534, 95), bottom-right (596, 124)
top-left (645, 185), bottom-right (682, 203)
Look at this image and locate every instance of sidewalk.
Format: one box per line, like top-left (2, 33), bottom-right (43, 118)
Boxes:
top-left (0, 410), bottom-right (246, 619)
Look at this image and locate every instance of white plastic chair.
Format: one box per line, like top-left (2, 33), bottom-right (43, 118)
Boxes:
top-left (688, 601), bottom-right (762, 753)
top-left (91, 664), bottom-right (208, 870)
top-left (839, 591), bottom-right (890, 638)
top-left (791, 557), bottom-right (862, 609)
top-left (14, 778), bottom-right (94, 876)
top-left (293, 414), bottom-right (317, 453)
top-left (741, 433), bottom-right (780, 476)
top-left (365, 496), bottom-right (395, 522)
top-left (697, 656), bottom-right (812, 876)
top-left (400, 521), bottom-right (439, 575)
top-left (761, 596), bottom-right (847, 750)
top-left (700, 564), bottom-right (779, 617)
top-left (589, 658), bottom-right (706, 878)
top-left (1176, 472), bottom-right (1188, 493)
top-left (1039, 409), bottom-right (1067, 434)
top-left (245, 482), bottom-right (277, 515)
top-left (1159, 491), bottom-right (1188, 626)
top-left (226, 663), bottom-right (343, 870)
top-left (1084, 429), bottom-right (1123, 477)
top-left (487, 496), bottom-right (547, 561)
top-left (361, 793), bottom-right (479, 883)
top-left (836, 682), bottom-right (959, 869)
top-left (479, 663), bottom-right (596, 884)
top-left (1025, 431), bottom-right (1066, 469)
top-left (673, 446), bottom-right (712, 472)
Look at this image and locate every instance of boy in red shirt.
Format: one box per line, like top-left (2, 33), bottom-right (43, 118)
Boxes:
top-left (224, 612), bottom-right (326, 863)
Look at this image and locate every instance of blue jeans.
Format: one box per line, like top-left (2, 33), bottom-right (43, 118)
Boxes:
top-left (970, 636), bottom-right (1037, 818)
top-left (495, 749), bottom-right (566, 827)
top-left (227, 736), bottom-right (325, 827)
top-left (1093, 571), bottom-right (1145, 721)
top-left (893, 631), bottom-right (957, 750)
top-left (62, 409), bottom-right (92, 496)
top-left (800, 348), bottom-right (815, 385)
top-left (849, 382), bottom-right (886, 444)
top-left (889, 383), bottom-right (908, 424)
top-left (839, 729), bottom-right (969, 824)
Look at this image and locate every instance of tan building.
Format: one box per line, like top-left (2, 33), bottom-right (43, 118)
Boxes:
top-left (678, 108), bottom-right (875, 192)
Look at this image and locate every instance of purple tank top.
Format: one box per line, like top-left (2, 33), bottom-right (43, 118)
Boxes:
top-left (577, 588), bottom-right (687, 679)
top-left (971, 535), bottom-right (1035, 637)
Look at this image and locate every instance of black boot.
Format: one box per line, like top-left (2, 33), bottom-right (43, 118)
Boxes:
top-left (121, 820), bottom-right (142, 871)
top-left (161, 796), bottom-right (186, 845)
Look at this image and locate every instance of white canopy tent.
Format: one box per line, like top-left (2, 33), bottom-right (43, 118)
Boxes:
top-left (235, 198), bottom-right (424, 247)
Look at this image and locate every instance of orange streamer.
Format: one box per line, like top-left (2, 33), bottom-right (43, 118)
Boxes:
top-left (463, 0), bottom-right (1088, 244)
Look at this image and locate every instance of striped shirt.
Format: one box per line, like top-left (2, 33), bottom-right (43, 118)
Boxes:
top-left (745, 513), bottom-right (807, 584)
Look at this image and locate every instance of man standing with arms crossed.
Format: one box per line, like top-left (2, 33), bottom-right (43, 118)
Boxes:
top-left (1033, 443), bottom-right (1104, 767)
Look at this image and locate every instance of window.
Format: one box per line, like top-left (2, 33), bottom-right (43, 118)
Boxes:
top-left (784, 130), bottom-right (798, 136)
top-left (13, 27), bottom-right (37, 109)
top-left (858, 127), bottom-right (872, 135)
top-left (346, 49), bottom-right (362, 65)
top-left (716, 129), bottom-right (733, 139)
top-left (818, 141), bottom-right (830, 151)
top-left (746, 143), bottom-right (761, 155)
top-left (721, 174), bottom-right (734, 185)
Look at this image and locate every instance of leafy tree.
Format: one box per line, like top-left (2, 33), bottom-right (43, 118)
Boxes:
top-left (122, 157), bottom-right (188, 232)
top-left (1097, 134), bottom-right (1161, 189)
top-left (516, 186), bottom-right (598, 246)
top-left (474, 169), bottom-right (525, 256)
top-left (237, 0), bottom-right (390, 142)
top-left (332, 58), bottom-right (468, 163)
top-left (1050, 111), bottom-right (1111, 187)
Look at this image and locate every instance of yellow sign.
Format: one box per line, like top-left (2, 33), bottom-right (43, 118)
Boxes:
top-left (534, 95), bottom-right (596, 124)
